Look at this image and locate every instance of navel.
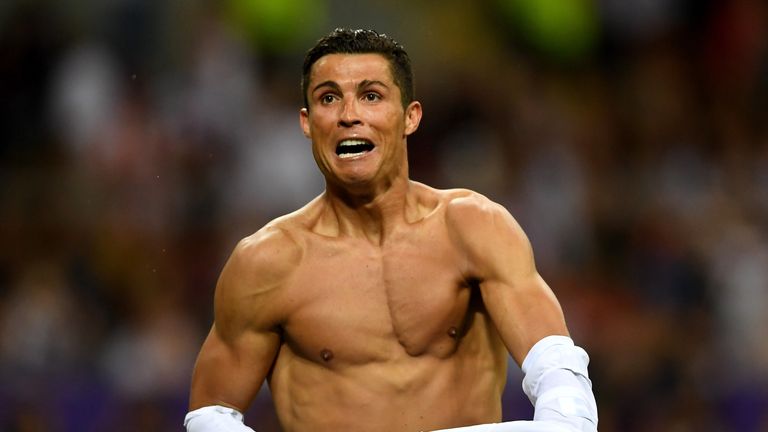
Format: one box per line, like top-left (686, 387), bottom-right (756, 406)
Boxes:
top-left (320, 348), bottom-right (334, 362)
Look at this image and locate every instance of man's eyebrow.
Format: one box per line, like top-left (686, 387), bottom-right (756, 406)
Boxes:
top-left (359, 80), bottom-right (389, 90)
top-left (312, 80), bottom-right (341, 94)
top-left (312, 80), bottom-right (390, 94)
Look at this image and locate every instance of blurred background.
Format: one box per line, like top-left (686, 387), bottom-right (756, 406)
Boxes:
top-left (1, 0), bottom-right (767, 430)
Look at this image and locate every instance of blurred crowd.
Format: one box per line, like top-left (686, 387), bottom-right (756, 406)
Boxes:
top-left (1, 0), bottom-right (767, 430)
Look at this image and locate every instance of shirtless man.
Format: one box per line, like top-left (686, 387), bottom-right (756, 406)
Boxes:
top-left (185, 29), bottom-right (597, 432)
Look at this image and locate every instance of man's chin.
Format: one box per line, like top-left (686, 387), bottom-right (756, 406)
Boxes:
top-left (334, 176), bottom-right (376, 190)
top-left (326, 173), bottom-right (382, 195)
top-left (328, 166), bottom-right (378, 185)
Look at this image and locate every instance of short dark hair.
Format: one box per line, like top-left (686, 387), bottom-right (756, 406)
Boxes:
top-left (301, 28), bottom-right (414, 109)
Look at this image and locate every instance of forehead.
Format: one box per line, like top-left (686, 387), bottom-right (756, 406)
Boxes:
top-left (309, 53), bottom-right (394, 87)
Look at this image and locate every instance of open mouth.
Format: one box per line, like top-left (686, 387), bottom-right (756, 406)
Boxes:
top-left (336, 139), bottom-right (375, 159)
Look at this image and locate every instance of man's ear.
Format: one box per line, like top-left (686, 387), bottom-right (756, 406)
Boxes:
top-left (299, 108), bottom-right (310, 138)
top-left (404, 101), bottom-right (422, 136)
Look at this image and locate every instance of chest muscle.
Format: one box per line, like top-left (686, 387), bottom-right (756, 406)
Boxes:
top-left (280, 225), bottom-right (471, 363)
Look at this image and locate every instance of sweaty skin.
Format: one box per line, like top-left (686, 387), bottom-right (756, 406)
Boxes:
top-left (188, 53), bottom-right (568, 432)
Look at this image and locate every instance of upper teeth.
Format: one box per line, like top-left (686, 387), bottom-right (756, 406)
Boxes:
top-left (339, 139), bottom-right (369, 146)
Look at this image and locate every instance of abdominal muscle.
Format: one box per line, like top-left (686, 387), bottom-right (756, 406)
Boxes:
top-left (268, 323), bottom-right (507, 432)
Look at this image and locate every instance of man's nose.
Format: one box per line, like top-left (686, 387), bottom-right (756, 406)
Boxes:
top-left (338, 99), bottom-right (362, 127)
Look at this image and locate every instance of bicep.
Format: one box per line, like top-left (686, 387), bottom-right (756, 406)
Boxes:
top-left (189, 323), bottom-right (281, 411)
top-left (449, 195), bottom-right (568, 365)
top-left (189, 229), bottom-right (297, 411)
top-left (482, 213), bottom-right (568, 365)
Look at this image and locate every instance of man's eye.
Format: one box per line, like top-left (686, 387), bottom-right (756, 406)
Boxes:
top-left (364, 93), bottom-right (380, 102)
top-left (321, 94), bottom-right (336, 104)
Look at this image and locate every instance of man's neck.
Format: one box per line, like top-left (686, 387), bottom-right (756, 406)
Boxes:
top-left (320, 176), bottom-right (419, 245)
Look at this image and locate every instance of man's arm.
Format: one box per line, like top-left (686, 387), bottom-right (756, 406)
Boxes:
top-left (446, 193), bottom-right (567, 362)
top-left (186, 227), bottom-right (300, 431)
top-left (446, 193), bottom-right (597, 432)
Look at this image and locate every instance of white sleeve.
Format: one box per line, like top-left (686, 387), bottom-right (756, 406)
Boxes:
top-left (184, 405), bottom-right (256, 432)
top-left (430, 420), bottom-right (572, 431)
top-left (430, 335), bottom-right (598, 432)
top-left (520, 335), bottom-right (598, 431)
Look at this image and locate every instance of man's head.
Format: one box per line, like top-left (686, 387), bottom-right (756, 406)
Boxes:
top-left (298, 29), bottom-right (422, 194)
top-left (302, 28), bottom-right (414, 110)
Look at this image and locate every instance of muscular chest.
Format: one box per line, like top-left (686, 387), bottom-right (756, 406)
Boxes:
top-left (280, 224), bottom-right (472, 363)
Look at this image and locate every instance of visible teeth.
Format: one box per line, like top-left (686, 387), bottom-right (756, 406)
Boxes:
top-left (339, 151), bottom-right (368, 159)
top-left (339, 139), bottom-right (369, 147)
top-left (336, 139), bottom-right (374, 156)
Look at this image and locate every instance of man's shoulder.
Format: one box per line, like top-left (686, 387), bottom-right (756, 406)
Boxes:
top-left (232, 195), bottom-right (323, 264)
top-left (226, 221), bottom-right (305, 288)
top-left (439, 188), bottom-right (527, 254)
top-left (238, 223), bottom-right (301, 257)
top-left (441, 188), bottom-right (507, 226)
top-left (214, 223), bottom-right (303, 330)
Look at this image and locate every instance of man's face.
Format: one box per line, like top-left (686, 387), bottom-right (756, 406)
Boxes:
top-left (300, 53), bottom-right (421, 190)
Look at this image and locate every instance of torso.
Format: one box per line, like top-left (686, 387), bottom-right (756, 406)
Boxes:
top-left (261, 186), bottom-right (508, 432)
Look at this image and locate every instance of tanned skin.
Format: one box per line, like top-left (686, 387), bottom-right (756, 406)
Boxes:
top-left (188, 53), bottom-right (568, 432)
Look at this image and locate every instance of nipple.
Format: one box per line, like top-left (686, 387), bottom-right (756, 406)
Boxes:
top-left (447, 326), bottom-right (458, 339)
top-left (321, 348), bottom-right (334, 362)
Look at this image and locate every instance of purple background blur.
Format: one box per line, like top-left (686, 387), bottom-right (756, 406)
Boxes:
top-left (1, 0), bottom-right (767, 430)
